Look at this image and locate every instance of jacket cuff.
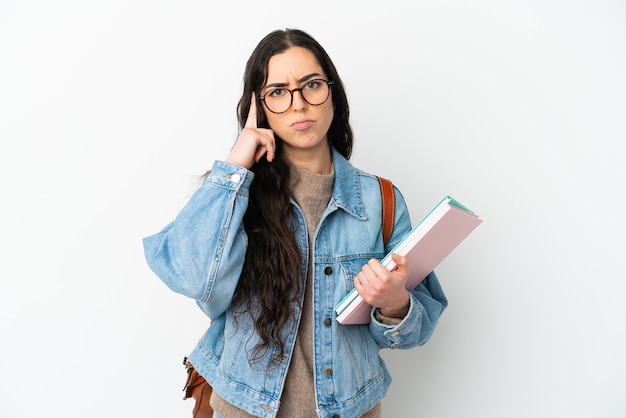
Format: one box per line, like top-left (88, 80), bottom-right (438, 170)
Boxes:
top-left (205, 161), bottom-right (254, 192)
top-left (370, 297), bottom-right (419, 348)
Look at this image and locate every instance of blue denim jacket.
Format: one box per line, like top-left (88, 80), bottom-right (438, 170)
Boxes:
top-left (143, 148), bottom-right (447, 418)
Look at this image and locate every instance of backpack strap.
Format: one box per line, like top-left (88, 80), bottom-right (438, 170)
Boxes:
top-left (378, 176), bottom-right (396, 247)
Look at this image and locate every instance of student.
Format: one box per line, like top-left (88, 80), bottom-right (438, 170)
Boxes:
top-left (143, 28), bottom-right (447, 418)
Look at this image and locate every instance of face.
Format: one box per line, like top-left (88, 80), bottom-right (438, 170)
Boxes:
top-left (261, 47), bottom-right (334, 161)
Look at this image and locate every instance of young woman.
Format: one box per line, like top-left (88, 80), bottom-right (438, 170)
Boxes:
top-left (143, 28), bottom-right (447, 418)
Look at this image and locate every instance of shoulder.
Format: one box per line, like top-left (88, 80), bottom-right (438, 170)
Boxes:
top-left (354, 167), bottom-right (406, 203)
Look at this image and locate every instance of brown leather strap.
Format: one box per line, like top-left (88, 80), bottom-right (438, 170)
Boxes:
top-left (183, 357), bottom-right (214, 418)
top-left (378, 176), bottom-right (395, 246)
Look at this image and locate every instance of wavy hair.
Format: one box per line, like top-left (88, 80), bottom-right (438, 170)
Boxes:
top-left (232, 28), bottom-right (353, 363)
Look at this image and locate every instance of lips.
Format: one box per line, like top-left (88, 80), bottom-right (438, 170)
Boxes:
top-left (291, 118), bottom-right (315, 130)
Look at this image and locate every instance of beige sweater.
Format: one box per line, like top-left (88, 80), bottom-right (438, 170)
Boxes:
top-left (211, 165), bottom-right (381, 418)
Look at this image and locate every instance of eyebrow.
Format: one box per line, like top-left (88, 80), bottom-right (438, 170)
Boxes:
top-left (264, 72), bottom-right (323, 89)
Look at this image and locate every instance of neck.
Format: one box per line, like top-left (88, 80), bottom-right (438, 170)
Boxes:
top-left (284, 144), bottom-right (333, 174)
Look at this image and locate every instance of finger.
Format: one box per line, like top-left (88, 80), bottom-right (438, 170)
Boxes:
top-left (264, 131), bottom-right (276, 162)
top-left (252, 129), bottom-right (275, 162)
top-left (367, 258), bottom-right (389, 279)
top-left (254, 145), bottom-right (268, 163)
top-left (244, 92), bottom-right (258, 129)
top-left (356, 269), bottom-right (381, 302)
top-left (390, 253), bottom-right (408, 275)
top-left (358, 264), bottom-right (376, 288)
top-left (354, 273), bottom-right (367, 296)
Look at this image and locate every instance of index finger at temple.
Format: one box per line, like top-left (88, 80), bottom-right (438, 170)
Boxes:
top-left (245, 92), bottom-right (258, 129)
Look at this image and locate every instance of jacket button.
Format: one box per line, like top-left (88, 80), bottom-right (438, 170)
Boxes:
top-left (325, 368), bottom-right (333, 376)
top-left (324, 266), bottom-right (333, 275)
top-left (332, 415), bottom-right (340, 418)
top-left (324, 317), bottom-right (332, 326)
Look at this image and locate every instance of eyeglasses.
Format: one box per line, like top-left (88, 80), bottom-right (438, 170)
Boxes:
top-left (259, 79), bottom-right (334, 114)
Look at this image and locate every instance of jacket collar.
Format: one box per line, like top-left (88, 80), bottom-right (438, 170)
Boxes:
top-left (331, 147), bottom-right (367, 220)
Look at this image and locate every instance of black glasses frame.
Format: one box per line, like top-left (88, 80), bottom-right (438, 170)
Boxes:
top-left (259, 79), bottom-right (334, 114)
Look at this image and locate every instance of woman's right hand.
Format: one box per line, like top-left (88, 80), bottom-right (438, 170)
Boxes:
top-left (225, 92), bottom-right (276, 169)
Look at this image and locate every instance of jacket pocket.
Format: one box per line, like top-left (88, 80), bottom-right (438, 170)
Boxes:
top-left (338, 254), bottom-right (383, 294)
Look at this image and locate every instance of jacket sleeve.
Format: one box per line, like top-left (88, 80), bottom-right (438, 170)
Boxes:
top-left (368, 186), bottom-right (448, 349)
top-left (142, 161), bottom-right (253, 319)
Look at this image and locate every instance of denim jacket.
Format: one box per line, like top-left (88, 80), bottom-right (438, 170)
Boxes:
top-left (143, 148), bottom-right (447, 418)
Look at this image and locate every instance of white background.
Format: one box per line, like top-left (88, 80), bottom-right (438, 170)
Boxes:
top-left (1, 1), bottom-right (625, 417)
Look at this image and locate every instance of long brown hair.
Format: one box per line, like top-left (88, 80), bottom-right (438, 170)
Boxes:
top-left (232, 28), bottom-right (353, 363)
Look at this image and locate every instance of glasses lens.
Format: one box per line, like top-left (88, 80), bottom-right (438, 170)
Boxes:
top-left (301, 80), bottom-right (330, 106)
top-left (264, 89), bottom-right (291, 113)
top-left (262, 80), bottom-right (331, 114)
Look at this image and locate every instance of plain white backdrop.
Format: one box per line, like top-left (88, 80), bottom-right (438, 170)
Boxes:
top-left (1, 1), bottom-right (625, 417)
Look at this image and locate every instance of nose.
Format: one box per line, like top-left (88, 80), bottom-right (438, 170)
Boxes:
top-left (291, 88), bottom-right (308, 111)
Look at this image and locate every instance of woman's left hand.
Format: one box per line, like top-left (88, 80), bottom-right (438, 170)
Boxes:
top-left (354, 253), bottom-right (410, 319)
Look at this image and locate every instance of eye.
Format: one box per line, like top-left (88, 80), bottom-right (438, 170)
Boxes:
top-left (303, 80), bottom-right (322, 90)
top-left (268, 88), bottom-right (287, 98)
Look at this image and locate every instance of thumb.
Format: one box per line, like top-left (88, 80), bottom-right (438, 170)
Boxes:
top-left (390, 253), bottom-right (408, 274)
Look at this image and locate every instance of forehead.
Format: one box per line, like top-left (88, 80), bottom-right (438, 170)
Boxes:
top-left (266, 46), bottom-right (325, 81)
